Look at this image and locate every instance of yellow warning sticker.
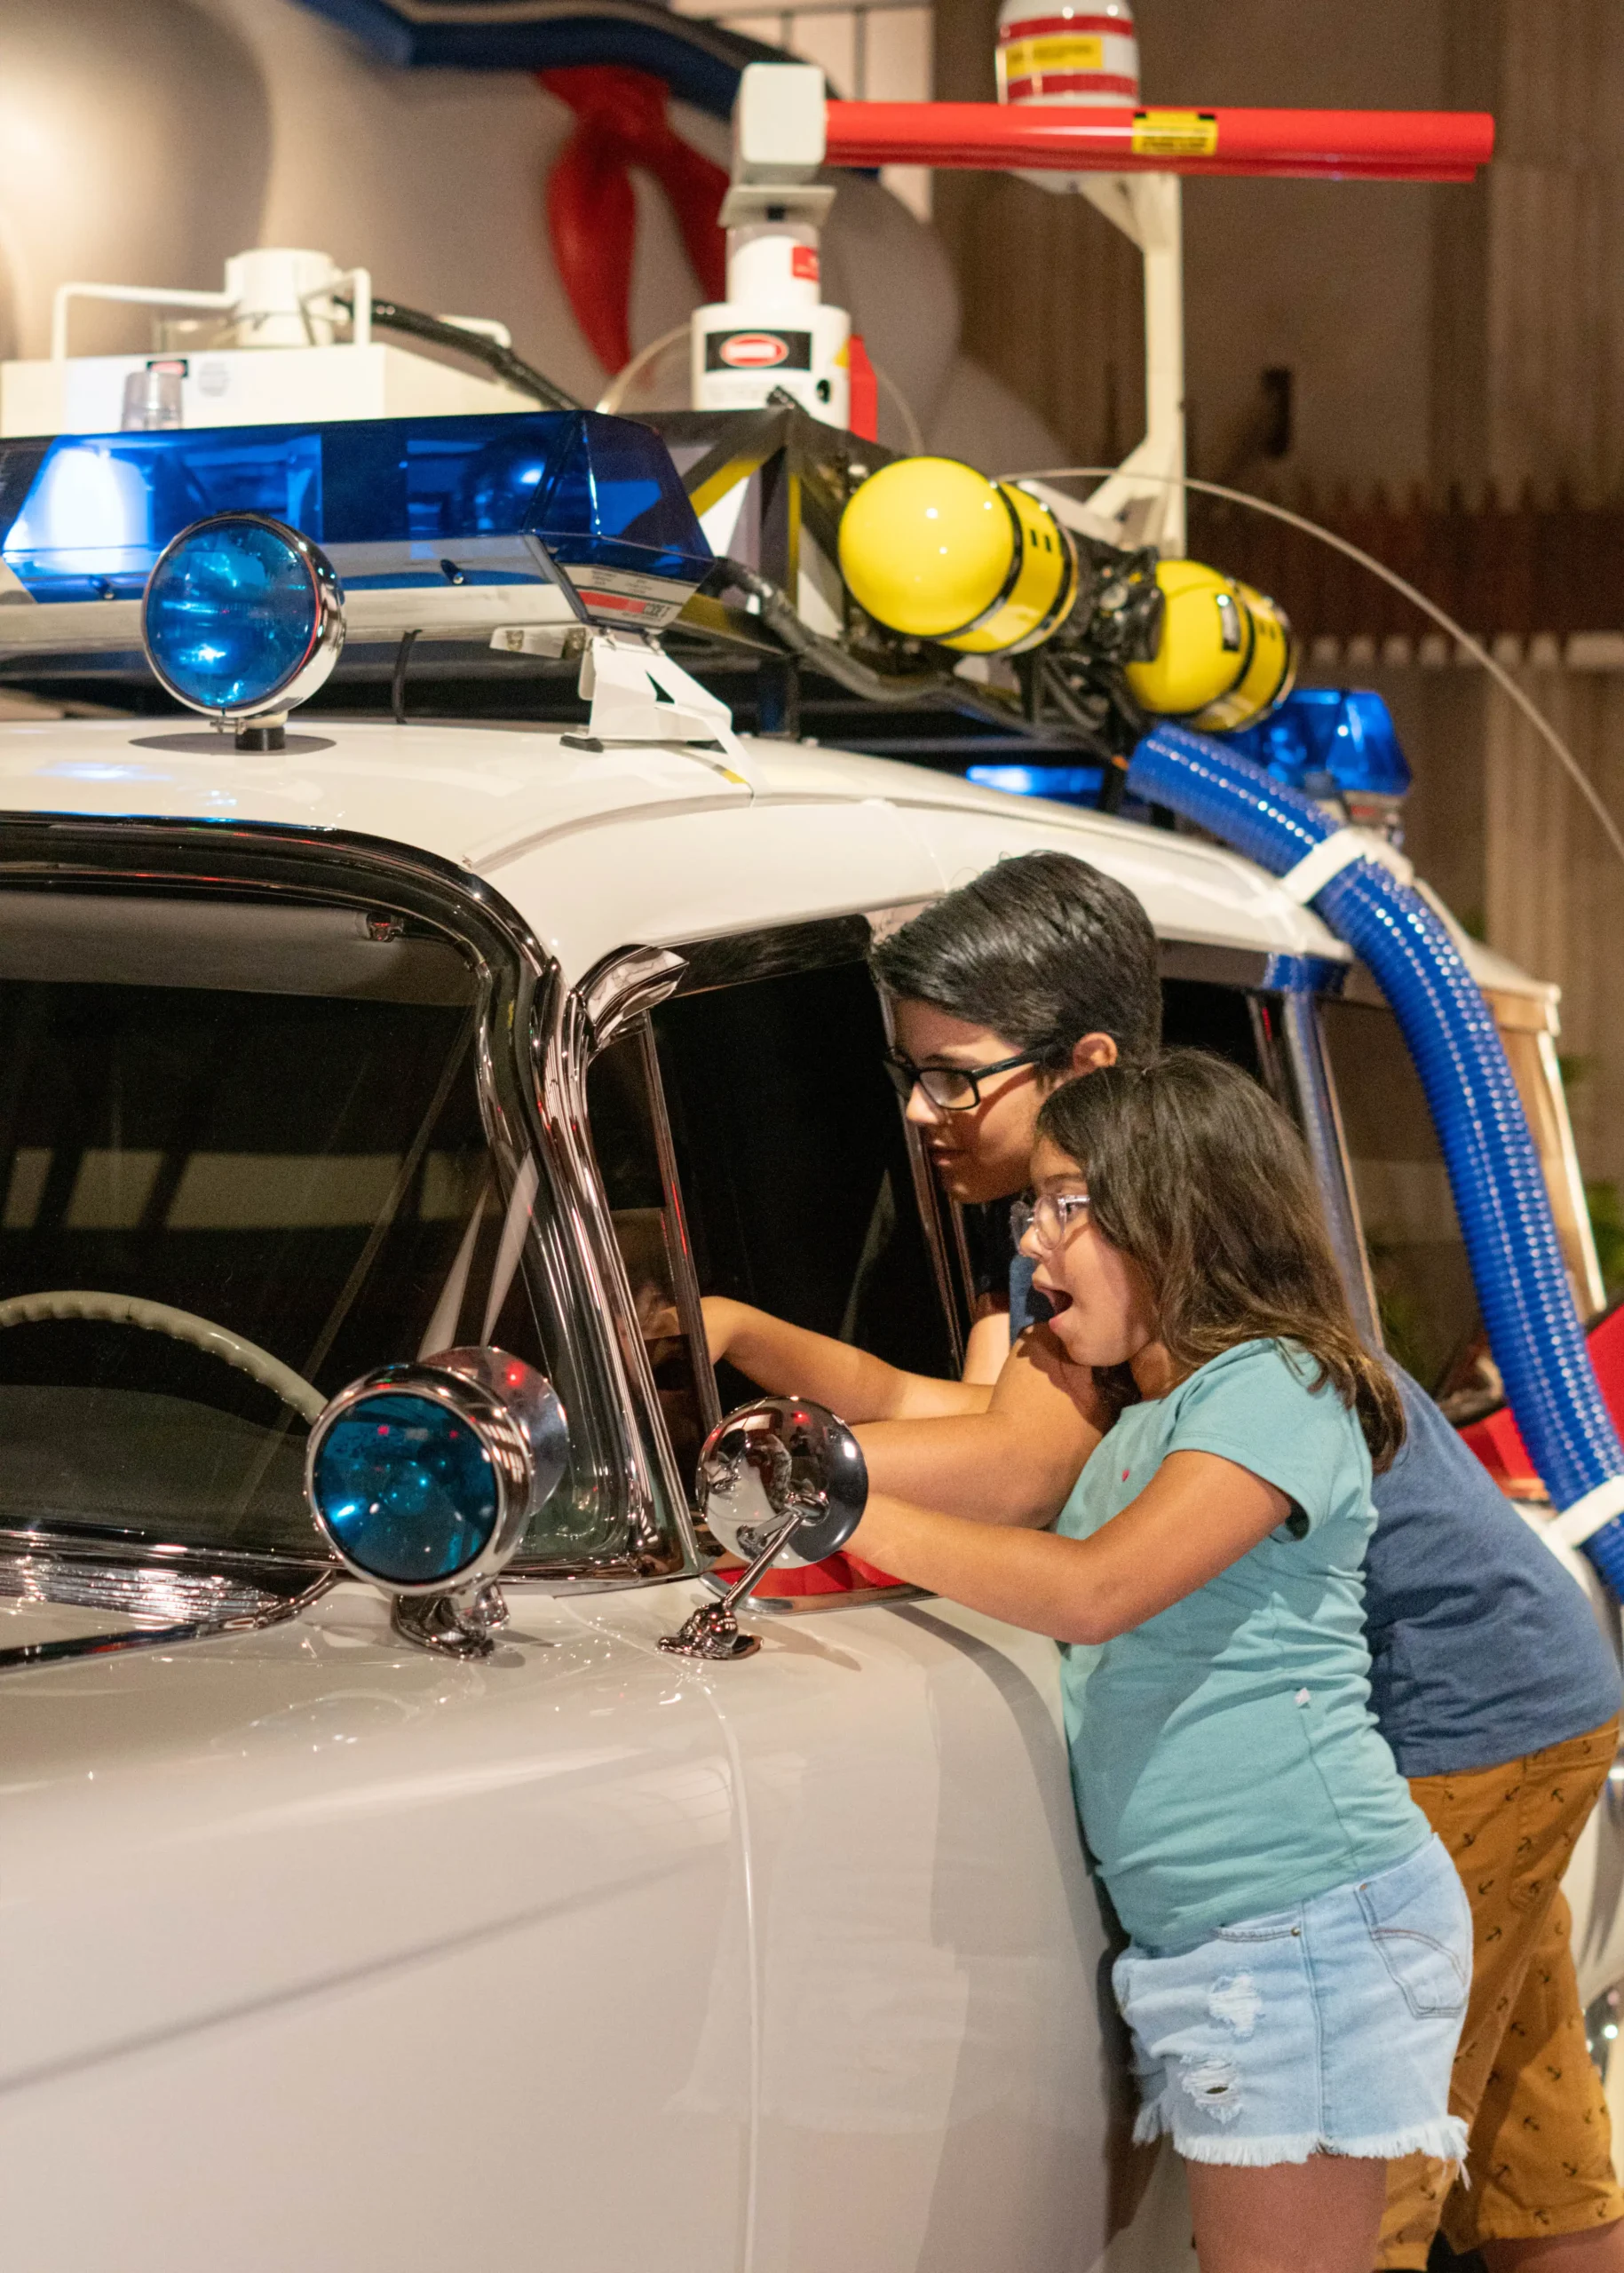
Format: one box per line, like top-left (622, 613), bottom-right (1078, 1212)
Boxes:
top-left (999, 31), bottom-right (1105, 79)
top-left (1130, 107), bottom-right (1219, 157)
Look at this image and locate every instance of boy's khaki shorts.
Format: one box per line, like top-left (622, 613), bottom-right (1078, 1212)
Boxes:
top-left (1379, 1717), bottom-right (1624, 2268)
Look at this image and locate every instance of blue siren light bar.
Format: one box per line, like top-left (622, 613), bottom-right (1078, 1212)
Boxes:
top-left (1222, 687), bottom-right (1414, 803)
top-left (0, 410), bottom-right (713, 631)
top-left (966, 763), bottom-right (1105, 806)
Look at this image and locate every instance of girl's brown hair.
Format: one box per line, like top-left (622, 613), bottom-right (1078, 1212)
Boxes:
top-left (1035, 1049), bottom-right (1405, 1469)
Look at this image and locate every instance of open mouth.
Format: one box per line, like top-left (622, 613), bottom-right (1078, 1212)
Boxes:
top-left (1034, 1275), bottom-right (1073, 1319)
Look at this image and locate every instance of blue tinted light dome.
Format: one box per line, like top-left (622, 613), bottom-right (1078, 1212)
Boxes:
top-left (311, 1391), bottom-right (500, 1588)
top-left (1222, 687), bottom-right (1412, 801)
top-left (967, 763), bottom-right (1105, 806)
top-left (142, 513), bottom-right (343, 717)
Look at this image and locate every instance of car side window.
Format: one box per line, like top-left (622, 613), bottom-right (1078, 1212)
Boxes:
top-left (1319, 996), bottom-right (1482, 1397)
top-left (1161, 977), bottom-right (1269, 1075)
top-left (651, 959), bottom-right (959, 1424)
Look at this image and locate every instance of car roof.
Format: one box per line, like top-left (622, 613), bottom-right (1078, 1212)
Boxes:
top-left (0, 715), bottom-right (1544, 1006)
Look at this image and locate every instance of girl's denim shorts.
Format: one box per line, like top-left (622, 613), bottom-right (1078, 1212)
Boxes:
top-left (1112, 1834), bottom-right (1472, 2168)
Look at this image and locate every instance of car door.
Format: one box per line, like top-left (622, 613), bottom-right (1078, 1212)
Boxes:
top-left (576, 915), bottom-right (1196, 2273)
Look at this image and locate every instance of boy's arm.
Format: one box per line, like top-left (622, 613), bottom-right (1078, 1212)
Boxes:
top-left (961, 1307), bottom-right (1012, 1386)
top-left (855, 1327), bottom-right (1106, 1525)
top-left (702, 1296), bottom-right (991, 1421)
top-left (703, 1299), bottom-right (1106, 1525)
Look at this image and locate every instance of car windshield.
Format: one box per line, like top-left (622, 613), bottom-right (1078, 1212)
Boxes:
top-left (0, 887), bottom-right (595, 1565)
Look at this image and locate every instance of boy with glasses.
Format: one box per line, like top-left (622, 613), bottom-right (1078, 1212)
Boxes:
top-left (707, 849), bottom-right (1624, 2272)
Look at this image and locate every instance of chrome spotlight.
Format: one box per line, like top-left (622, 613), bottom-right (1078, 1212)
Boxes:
top-left (305, 1346), bottom-right (567, 1659)
top-left (142, 511), bottom-right (345, 748)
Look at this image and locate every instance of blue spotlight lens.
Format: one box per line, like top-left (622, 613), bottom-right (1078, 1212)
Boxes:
top-left (143, 516), bottom-right (332, 714)
top-left (312, 1392), bottom-right (500, 1587)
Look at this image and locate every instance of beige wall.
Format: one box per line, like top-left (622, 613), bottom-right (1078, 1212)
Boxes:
top-left (935, 0), bottom-right (1624, 1196)
top-left (1482, 669), bottom-right (1624, 1189)
top-left (934, 0), bottom-right (1449, 489)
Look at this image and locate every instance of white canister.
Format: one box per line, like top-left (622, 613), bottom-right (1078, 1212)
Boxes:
top-left (994, 1), bottom-right (1139, 109)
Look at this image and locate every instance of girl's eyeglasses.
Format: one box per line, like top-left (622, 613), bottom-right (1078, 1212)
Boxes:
top-left (1010, 1192), bottom-right (1093, 1251)
top-left (883, 1047), bottom-right (1038, 1112)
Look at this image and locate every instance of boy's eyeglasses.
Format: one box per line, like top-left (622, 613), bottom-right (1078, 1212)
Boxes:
top-left (883, 1047), bottom-right (1038, 1112)
top-left (1010, 1192), bottom-right (1093, 1251)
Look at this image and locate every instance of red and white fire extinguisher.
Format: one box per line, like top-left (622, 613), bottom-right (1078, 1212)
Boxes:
top-left (994, 0), bottom-right (1139, 109)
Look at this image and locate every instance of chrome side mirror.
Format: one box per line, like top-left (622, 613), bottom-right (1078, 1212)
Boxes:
top-left (661, 1397), bottom-right (868, 1661)
top-left (305, 1346), bottom-right (567, 1658)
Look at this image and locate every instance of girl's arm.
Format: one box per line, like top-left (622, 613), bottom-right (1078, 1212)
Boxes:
top-left (702, 1296), bottom-right (992, 1420)
top-left (847, 1449), bottom-right (1294, 1642)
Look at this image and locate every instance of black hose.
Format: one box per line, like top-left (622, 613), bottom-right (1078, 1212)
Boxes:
top-left (712, 557), bottom-right (1088, 745)
top-left (356, 297), bottom-right (582, 414)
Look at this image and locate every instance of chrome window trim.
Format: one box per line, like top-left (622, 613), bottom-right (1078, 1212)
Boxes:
top-left (1276, 992), bottom-right (1383, 1348)
top-left (0, 814), bottom-right (690, 1597)
top-left (637, 1018), bottom-right (725, 1445)
top-left (545, 951), bottom-right (705, 1575)
top-left (0, 1529), bottom-right (334, 1669)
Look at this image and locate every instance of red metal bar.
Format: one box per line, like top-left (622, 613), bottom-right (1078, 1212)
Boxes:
top-left (823, 102), bottom-right (1494, 182)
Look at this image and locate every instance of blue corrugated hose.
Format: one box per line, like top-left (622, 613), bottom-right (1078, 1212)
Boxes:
top-left (1127, 722), bottom-right (1624, 1596)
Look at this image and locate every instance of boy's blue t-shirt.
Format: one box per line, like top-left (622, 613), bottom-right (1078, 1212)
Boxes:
top-left (1365, 1369), bottom-right (1619, 1775)
top-left (1056, 1337), bottom-right (1428, 1952)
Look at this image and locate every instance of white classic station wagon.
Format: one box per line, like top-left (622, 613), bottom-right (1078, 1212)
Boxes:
top-left (0, 400), bottom-right (1618, 2273)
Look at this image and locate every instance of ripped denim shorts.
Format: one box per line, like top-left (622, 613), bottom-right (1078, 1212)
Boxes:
top-left (1112, 1834), bottom-right (1472, 2168)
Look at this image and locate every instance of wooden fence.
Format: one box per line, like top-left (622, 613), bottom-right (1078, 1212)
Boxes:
top-left (1185, 488), bottom-right (1624, 652)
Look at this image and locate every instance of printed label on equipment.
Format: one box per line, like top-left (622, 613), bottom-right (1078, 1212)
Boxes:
top-left (705, 330), bottom-right (812, 373)
top-left (999, 32), bottom-right (1105, 75)
top-left (1130, 107), bottom-right (1217, 157)
top-left (563, 562), bottom-right (699, 628)
top-left (791, 246), bottom-right (820, 283)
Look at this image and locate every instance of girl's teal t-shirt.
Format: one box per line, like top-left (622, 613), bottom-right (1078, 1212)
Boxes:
top-left (1058, 1337), bottom-right (1428, 1951)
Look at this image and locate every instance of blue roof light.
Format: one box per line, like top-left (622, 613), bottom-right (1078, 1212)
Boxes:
top-left (966, 764), bottom-right (1105, 806)
top-left (143, 514), bottom-right (344, 717)
top-left (1222, 688), bottom-right (1412, 801)
top-left (0, 410), bottom-right (712, 625)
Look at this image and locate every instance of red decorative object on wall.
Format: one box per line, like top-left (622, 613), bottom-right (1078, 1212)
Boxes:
top-left (539, 65), bottom-right (729, 376)
top-left (847, 332), bottom-right (878, 442)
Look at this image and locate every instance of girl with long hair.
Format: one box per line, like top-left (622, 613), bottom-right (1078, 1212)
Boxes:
top-left (844, 1049), bottom-right (1470, 2273)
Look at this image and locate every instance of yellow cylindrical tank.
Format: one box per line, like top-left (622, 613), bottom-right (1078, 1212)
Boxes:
top-left (837, 455), bottom-right (1078, 654)
top-left (1126, 558), bottom-right (1296, 732)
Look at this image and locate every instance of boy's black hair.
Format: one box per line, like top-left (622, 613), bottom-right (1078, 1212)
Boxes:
top-left (869, 850), bottom-right (1161, 1069)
